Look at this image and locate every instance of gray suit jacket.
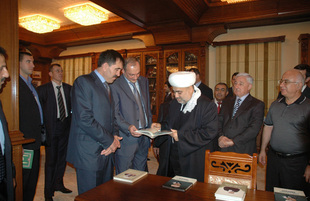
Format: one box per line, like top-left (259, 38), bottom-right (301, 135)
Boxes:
top-left (218, 95), bottom-right (265, 155)
top-left (111, 74), bottom-right (152, 138)
top-left (66, 71), bottom-right (118, 171)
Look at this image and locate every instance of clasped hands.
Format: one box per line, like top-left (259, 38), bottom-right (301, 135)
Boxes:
top-left (218, 136), bottom-right (234, 148)
top-left (101, 135), bottom-right (123, 156)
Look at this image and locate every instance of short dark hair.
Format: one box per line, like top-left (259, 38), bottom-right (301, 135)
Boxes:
top-left (294, 64), bottom-right (310, 78)
top-left (124, 57), bottom-right (139, 71)
top-left (189, 68), bottom-right (200, 75)
top-left (49, 63), bottom-right (61, 72)
top-left (0, 46), bottom-right (7, 59)
top-left (232, 72), bottom-right (239, 78)
top-left (97, 49), bottom-right (124, 68)
top-left (165, 81), bottom-right (171, 88)
top-left (215, 82), bottom-right (228, 90)
top-left (19, 51), bottom-right (32, 62)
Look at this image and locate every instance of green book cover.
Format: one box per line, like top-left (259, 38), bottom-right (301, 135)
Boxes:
top-left (22, 149), bottom-right (34, 169)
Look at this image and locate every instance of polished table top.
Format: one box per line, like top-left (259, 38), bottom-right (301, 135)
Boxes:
top-left (75, 174), bottom-right (274, 201)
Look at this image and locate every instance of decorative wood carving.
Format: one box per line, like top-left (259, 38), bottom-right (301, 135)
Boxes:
top-left (299, 34), bottom-right (310, 65)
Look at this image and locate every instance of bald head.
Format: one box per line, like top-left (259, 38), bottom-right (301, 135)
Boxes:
top-left (279, 69), bottom-right (304, 102)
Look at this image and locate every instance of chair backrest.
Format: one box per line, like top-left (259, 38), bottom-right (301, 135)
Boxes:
top-left (204, 150), bottom-right (257, 189)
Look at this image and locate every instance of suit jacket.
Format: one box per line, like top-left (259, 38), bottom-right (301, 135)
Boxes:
top-left (66, 71), bottom-right (118, 171)
top-left (19, 76), bottom-right (42, 150)
top-left (218, 95), bottom-right (265, 155)
top-left (111, 74), bottom-right (152, 139)
top-left (37, 82), bottom-right (72, 145)
top-left (198, 82), bottom-right (213, 100)
top-left (0, 101), bottom-right (15, 201)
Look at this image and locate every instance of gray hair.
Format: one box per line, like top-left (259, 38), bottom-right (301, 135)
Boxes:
top-left (236, 73), bottom-right (253, 84)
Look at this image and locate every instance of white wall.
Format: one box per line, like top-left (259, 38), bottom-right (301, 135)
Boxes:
top-left (59, 39), bottom-right (146, 56)
top-left (208, 21), bottom-right (310, 88)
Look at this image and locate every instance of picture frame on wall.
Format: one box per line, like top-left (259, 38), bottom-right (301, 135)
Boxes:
top-left (32, 71), bottom-right (41, 79)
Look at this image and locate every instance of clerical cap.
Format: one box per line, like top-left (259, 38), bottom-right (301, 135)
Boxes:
top-left (168, 71), bottom-right (196, 88)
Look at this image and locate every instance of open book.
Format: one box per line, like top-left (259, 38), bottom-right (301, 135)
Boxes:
top-left (162, 176), bottom-right (197, 192)
top-left (136, 128), bottom-right (172, 139)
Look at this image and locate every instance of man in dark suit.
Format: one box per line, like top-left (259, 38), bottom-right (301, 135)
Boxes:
top-left (19, 52), bottom-right (43, 201)
top-left (37, 64), bottom-right (72, 201)
top-left (0, 46), bottom-right (15, 201)
top-left (163, 81), bottom-right (173, 103)
top-left (111, 57), bottom-right (155, 174)
top-left (189, 68), bottom-right (213, 100)
top-left (66, 50), bottom-right (123, 195)
top-left (218, 73), bottom-right (264, 155)
top-left (227, 72), bottom-right (239, 97)
top-left (277, 64), bottom-right (310, 99)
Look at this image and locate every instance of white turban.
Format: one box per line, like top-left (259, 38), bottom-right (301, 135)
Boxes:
top-left (168, 71), bottom-right (196, 88)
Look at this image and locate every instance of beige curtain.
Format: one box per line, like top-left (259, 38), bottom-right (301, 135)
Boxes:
top-left (216, 42), bottom-right (281, 113)
top-left (53, 56), bottom-right (92, 85)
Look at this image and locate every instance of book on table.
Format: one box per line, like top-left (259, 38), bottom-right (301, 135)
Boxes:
top-left (162, 176), bottom-right (197, 192)
top-left (274, 187), bottom-right (307, 201)
top-left (135, 128), bottom-right (172, 139)
top-left (113, 169), bottom-right (148, 183)
top-left (214, 182), bottom-right (247, 201)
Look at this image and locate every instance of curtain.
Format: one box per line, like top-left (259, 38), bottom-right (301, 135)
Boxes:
top-left (216, 42), bottom-right (281, 113)
top-left (53, 56), bottom-right (92, 85)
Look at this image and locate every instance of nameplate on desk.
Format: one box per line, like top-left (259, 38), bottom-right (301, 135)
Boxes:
top-left (22, 149), bottom-right (34, 169)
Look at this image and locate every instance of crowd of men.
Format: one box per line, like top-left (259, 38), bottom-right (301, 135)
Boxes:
top-left (0, 46), bottom-right (310, 200)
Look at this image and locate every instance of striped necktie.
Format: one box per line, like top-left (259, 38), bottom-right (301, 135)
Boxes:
top-left (232, 98), bottom-right (241, 118)
top-left (56, 86), bottom-right (66, 121)
top-left (130, 82), bottom-right (146, 129)
top-left (0, 143), bottom-right (5, 182)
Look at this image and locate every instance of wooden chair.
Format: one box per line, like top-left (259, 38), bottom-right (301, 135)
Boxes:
top-left (204, 150), bottom-right (258, 189)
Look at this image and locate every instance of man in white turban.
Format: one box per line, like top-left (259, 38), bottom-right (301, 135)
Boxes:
top-left (156, 71), bottom-right (218, 182)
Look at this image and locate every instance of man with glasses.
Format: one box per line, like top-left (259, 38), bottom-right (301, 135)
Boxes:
top-left (218, 73), bottom-right (264, 155)
top-left (259, 69), bottom-right (310, 197)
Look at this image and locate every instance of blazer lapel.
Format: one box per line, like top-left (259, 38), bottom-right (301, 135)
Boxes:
top-left (119, 75), bottom-right (137, 103)
top-left (233, 94), bottom-right (253, 119)
top-left (91, 71), bottom-right (110, 102)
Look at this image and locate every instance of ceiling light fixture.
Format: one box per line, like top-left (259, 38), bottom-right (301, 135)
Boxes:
top-left (221, 0), bottom-right (251, 3)
top-left (64, 3), bottom-right (109, 26)
top-left (19, 14), bottom-right (60, 34)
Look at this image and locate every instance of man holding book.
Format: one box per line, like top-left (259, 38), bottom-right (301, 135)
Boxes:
top-left (158, 71), bottom-right (218, 182)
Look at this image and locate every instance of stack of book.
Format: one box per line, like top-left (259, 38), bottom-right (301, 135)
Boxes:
top-left (214, 182), bottom-right (247, 201)
top-left (113, 169), bottom-right (148, 184)
top-left (162, 176), bottom-right (197, 192)
top-left (274, 187), bottom-right (307, 201)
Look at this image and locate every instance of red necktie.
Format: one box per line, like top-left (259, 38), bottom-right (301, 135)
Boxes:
top-left (217, 101), bottom-right (222, 114)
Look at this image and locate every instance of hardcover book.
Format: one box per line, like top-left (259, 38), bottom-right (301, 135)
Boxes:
top-left (274, 187), bottom-right (307, 201)
top-left (162, 176), bottom-right (197, 192)
top-left (215, 182), bottom-right (247, 201)
top-left (113, 169), bottom-right (148, 183)
top-left (22, 149), bottom-right (34, 169)
top-left (136, 128), bottom-right (172, 139)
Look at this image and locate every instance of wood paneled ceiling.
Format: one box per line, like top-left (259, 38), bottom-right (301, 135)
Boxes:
top-left (19, 0), bottom-right (310, 49)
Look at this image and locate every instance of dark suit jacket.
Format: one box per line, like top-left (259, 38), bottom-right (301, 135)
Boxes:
top-left (66, 71), bottom-right (118, 171)
top-left (19, 76), bottom-right (42, 150)
top-left (198, 82), bottom-right (213, 100)
top-left (37, 82), bottom-right (72, 145)
top-left (111, 74), bottom-right (152, 137)
top-left (218, 95), bottom-right (265, 155)
top-left (0, 101), bottom-right (15, 201)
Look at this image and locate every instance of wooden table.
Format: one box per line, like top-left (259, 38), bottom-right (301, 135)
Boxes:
top-left (75, 174), bottom-right (274, 201)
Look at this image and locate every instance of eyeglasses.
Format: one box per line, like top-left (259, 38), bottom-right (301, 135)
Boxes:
top-left (278, 79), bottom-right (300, 85)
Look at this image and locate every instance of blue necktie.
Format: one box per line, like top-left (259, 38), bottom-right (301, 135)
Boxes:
top-left (130, 82), bottom-right (146, 129)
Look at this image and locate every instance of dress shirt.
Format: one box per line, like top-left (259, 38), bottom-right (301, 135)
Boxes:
top-left (0, 120), bottom-right (4, 154)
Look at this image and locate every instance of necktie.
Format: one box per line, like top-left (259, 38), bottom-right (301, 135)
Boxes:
top-left (56, 86), bottom-right (66, 121)
top-left (217, 101), bottom-right (222, 114)
top-left (0, 143), bottom-right (5, 182)
top-left (232, 98), bottom-right (241, 118)
top-left (130, 82), bottom-right (146, 128)
top-left (103, 82), bottom-right (111, 101)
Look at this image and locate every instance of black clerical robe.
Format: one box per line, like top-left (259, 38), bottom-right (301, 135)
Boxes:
top-left (160, 96), bottom-right (218, 182)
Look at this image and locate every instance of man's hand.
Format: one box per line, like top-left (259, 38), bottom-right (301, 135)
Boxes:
top-left (170, 129), bottom-right (178, 141)
top-left (218, 136), bottom-right (234, 148)
top-left (151, 123), bottom-right (161, 130)
top-left (258, 150), bottom-right (267, 166)
top-left (129, 125), bottom-right (142, 137)
top-left (304, 165), bottom-right (310, 183)
top-left (101, 136), bottom-right (123, 156)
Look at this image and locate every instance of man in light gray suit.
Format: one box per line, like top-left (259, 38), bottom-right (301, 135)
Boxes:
top-left (66, 50), bottom-right (123, 194)
top-left (111, 57), bottom-right (155, 174)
